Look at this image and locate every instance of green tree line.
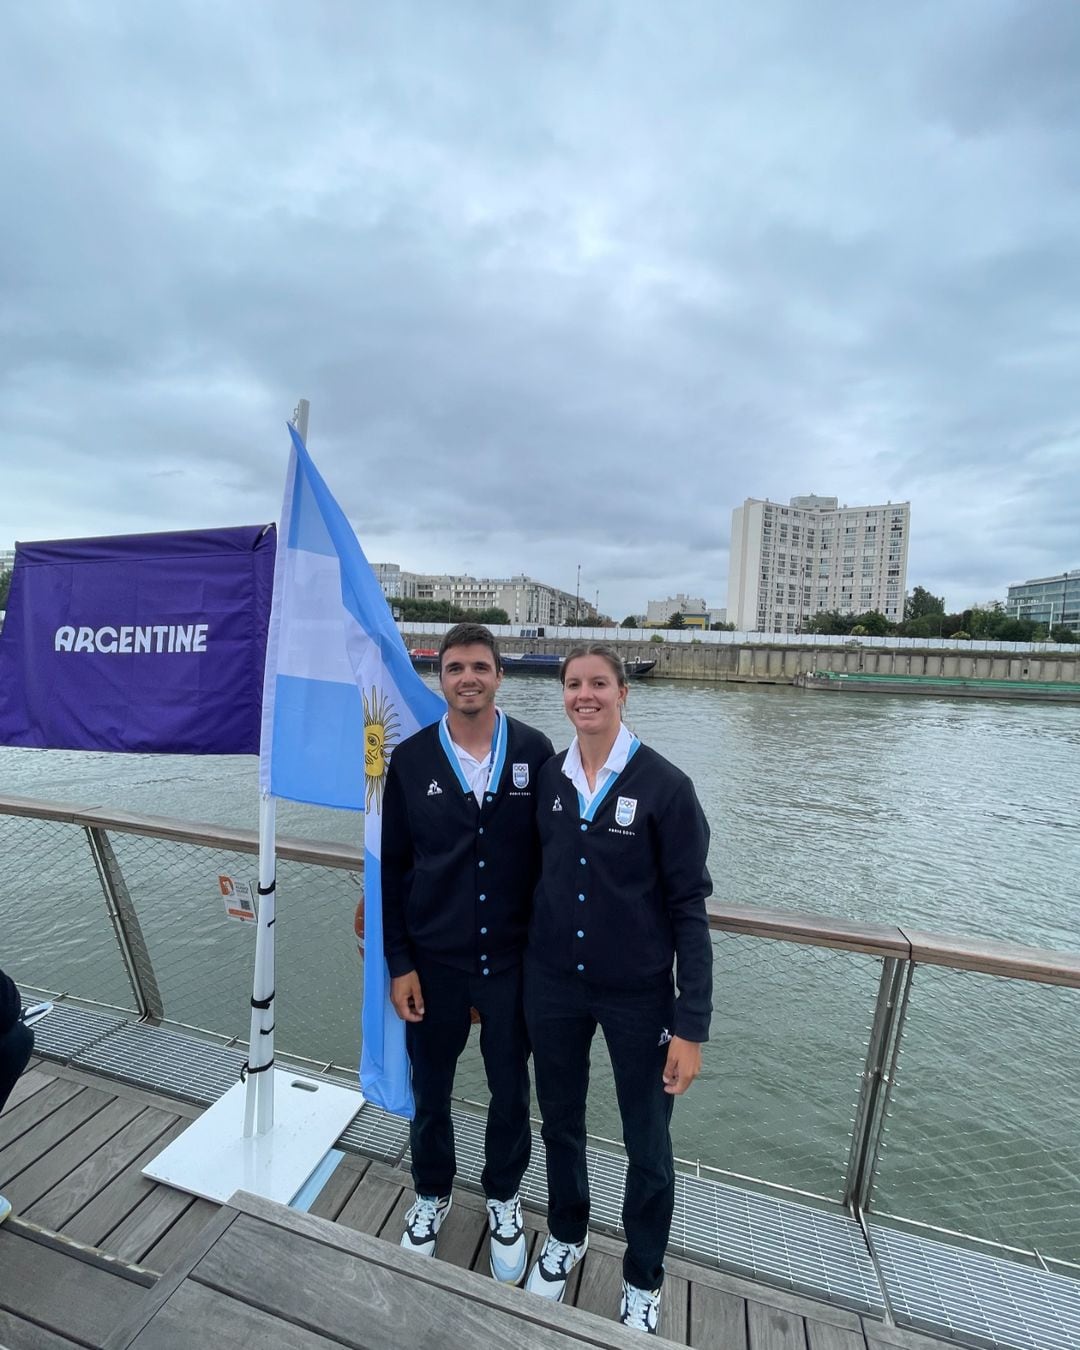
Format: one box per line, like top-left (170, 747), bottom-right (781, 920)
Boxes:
top-left (394, 597), bottom-right (510, 626)
top-left (394, 595), bottom-right (615, 629)
top-left (803, 586), bottom-right (1078, 643)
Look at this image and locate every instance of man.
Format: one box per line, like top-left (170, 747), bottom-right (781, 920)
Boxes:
top-left (0, 966), bottom-right (35, 1224)
top-left (382, 622), bottom-right (553, 1284)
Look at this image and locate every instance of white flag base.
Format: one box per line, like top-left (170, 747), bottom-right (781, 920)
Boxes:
top-left (142, 1071), bottom-right (362, 1205)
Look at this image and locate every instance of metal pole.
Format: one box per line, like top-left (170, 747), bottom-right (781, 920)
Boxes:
top-left (243, 792), bottom-right (278, 1136)
top-left (843, 956), bottom-right (912, 1213)
top-left (244, 396), bottom-right (309, 1136)
top-left (85, 826), bottom-right (164, 1023)
top-left (857, 961), bottom-right (914, 1213)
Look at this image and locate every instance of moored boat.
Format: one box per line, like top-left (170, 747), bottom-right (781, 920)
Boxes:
top-left (796, 669), bottom-right (1080, 703)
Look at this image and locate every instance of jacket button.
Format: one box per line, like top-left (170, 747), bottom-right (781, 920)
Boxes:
top-left (483, 968), bottom-right (490, 975)
top-left (480, 954), bottom-right (487, 962)
top-left (480, 927), bottom-right (488, 935)
top-left (479, 827), bottom-right (485, 835)
top-left (579, 857), bottom-right (586, 866)
top-left (478, 860), bottom-right (485, 868)
top-left (479, 894), bottom-right (486, 902)
top-left (580, 824), bottom-right (587, 831)
top-left (576, 963), bottom-right (584, 972)
top-left (578, 893), bottom-right (585, 902)
top-left (486, 795), bottom-right (493, 803)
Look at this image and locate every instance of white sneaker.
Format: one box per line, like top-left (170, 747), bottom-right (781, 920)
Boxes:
top-left (486, 1193), bottom-right (527, 1284)
top-left (0, 1195), bottom-right (10, 1225)
top-left (525, 1232), bottom-right (588, 1302)
top-left (619, 1279), bottom-right (661, 1334)
top-left (400, 1193), bottom-right (451, 1256)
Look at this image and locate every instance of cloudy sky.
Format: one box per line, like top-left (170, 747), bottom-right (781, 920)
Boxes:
top-left (2, 1), bottom-right (1078, 619)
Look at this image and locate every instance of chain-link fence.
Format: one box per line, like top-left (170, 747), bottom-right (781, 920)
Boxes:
top-left (4, 799), bottom-right (1080, 1268)
top-left (871, 962), bottom-right (1080, 1268)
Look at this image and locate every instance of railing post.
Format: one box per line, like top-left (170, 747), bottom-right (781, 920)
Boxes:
top-left (85, 825), bottom-right (164, 1023)
top-left (843, 956), bottom-right (913, 1214)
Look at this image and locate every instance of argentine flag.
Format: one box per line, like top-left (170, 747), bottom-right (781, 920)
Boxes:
top-left (260, 424), bottom-right (444, 1116)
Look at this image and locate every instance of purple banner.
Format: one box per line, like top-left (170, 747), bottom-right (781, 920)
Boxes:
top-left (0, 525), bottom-right (275, 754)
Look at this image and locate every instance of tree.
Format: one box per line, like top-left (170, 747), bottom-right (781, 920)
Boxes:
top-left (902, 614), bottom-right (945, 639)
top-left (619, 614), bottom-right (641, 628)
top-left (803, 610), bottom-right (855, 636)
top-left (668, 611), bottom-right (686, 629)
top-left (904, 586), bottom-right (945, 621)
top-left (394, 597), bottom-right (508, 626)
top-left (0, 569), bottom-right (10, 610)
top-left (1049, 624), bottom-right (1079, 644)
top-left (850, 610), bottom-right (891, 636)
top-left (710, 620), bottom-right (735, 631)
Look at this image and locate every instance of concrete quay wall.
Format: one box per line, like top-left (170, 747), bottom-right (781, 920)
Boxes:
top-left (409, 633), bottom-right (1080, 687)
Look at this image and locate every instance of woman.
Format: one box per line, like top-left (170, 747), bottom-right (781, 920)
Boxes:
top-left (523, 644), bottom-right (713, 1334)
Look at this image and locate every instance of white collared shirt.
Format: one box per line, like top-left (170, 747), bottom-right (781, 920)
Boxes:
top-left (447, 710), bottom-right (501, 805)
top-left (562, 722), bottom-right (634, 811)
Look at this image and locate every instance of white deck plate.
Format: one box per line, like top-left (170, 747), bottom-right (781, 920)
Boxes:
top-left (142, 1070), bottom-right (362, 1205)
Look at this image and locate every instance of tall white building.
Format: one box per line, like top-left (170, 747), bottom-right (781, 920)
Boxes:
top-left (728, 495), bottom-right (910, 633)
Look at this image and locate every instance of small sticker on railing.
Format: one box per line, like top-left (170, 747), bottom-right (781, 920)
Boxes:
top-left (218, 874), bottom-right (257, 922)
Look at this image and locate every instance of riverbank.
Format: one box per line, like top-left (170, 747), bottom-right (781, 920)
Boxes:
top-left (404, 630), bottom-right (1080, 694)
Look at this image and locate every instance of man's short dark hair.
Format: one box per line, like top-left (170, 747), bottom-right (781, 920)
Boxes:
top-left (439, 622), bottom-right (502, 674)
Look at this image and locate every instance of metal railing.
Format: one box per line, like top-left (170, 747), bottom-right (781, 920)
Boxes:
top-left (2, 790), bottom-right (1078, 1279)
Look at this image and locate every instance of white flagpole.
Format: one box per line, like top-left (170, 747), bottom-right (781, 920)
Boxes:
top-left (243, 397), bottom-right (310, 1137)
top-left (143, 395), bottom-right (360, 1204)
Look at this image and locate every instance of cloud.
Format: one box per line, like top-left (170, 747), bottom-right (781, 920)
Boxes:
top-left (1, 0), bottom-right (1078, 616)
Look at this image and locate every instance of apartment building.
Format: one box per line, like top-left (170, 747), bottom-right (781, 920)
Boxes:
top-left (728, 495), bottom-right (910, 633)
top-left (645, 595), bottom-right (726, 628)
top-left (371, 565), bottom-right (595, 625)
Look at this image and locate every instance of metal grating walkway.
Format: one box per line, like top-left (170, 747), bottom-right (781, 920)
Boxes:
top-left (433, 1109), bottom-right (884, 1313)
top-left (25, 997), bottom-right (127, 1061)
top-left (22, 999), bottom-right (1080, 1349)
top-left (873, 1223), bottom-right (1080, 1350)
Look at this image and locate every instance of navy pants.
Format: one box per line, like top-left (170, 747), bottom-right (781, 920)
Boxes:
top-left (524, 960), bottom-right (675, 1291)
top-left (0, 1020), bottom-right (33, 1115)
top-left (406, 957), bottom-right (531, 1201)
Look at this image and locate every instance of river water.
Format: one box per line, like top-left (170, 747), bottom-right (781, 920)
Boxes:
top-left (2, 677), bottom-right (1078, 1258)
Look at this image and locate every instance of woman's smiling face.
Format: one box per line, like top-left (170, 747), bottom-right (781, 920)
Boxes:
top-left (562, 654), bottom-right (627, 739)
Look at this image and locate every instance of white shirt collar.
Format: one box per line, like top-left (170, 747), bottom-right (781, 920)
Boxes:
top-left (445, 709), bottom-right (501, 804)
top-left (562, 723), bottom-right (634, 809)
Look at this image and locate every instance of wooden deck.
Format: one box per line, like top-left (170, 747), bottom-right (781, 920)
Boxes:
top-left (0, 1058), bottom-right (963, 1350)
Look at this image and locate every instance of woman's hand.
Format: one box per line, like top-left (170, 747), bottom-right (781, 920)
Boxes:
top-left (662, 1036), bottom-right (702, 1094)
top-left (390, 971), bottom-right (425, 1022)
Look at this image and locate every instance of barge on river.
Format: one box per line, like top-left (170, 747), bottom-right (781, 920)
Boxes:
top-left (796, 669), bottom-right (1080, 703)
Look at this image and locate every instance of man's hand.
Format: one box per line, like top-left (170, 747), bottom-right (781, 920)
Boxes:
top-left (662, 1036), bottom-right (702, 1095)
top-left (390, 971), bottom-right (425, 1022)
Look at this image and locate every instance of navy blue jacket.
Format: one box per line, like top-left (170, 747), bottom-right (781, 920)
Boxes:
top-left (529, 743), bottom-right (713, 1042)
top-left (0, 966), bottom-right (21, 1036)
top-left (382, 714), bottom-right (554, 978)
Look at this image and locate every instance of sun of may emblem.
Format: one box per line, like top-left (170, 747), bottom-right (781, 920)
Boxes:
top-left (363, 685), bottom-right (401, 813)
